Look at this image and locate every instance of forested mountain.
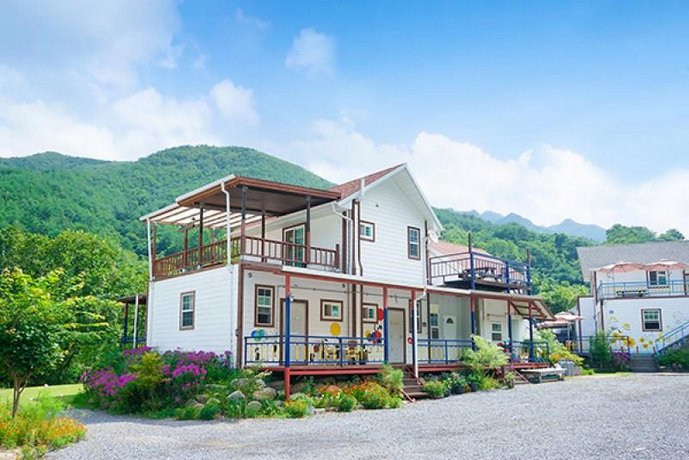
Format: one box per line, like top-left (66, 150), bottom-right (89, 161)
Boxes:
top-left (0, 146), bottom-right (331, 255)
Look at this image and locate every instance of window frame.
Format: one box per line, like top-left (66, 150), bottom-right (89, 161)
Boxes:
top-left (491, 322), bottom-right (503, 342)
top-left (321, 299), bottom-right (344, 322)
top-left (641, 308), bottom-right (662, 331)
top-left (362, 303), bottom-right (377, 323)
top-left (254, 285), bottom-right (275, 327)
top-left (407, 226), bottom-right (421, 260)
top-left (648, 270), bottom-right (668, 286)
top-left (359, 220), bottom-right (376, 242)
top-left (179, 291), bottom-right (196, 331)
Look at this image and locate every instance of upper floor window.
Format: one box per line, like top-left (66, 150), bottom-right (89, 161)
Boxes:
top-left (255, 285), bottom-right (275, 327)
top-left (362, 303), bottom-right (377, 323)
top-left (642, 309), bottom-right (662, 331)
top-left (491, 322), bottom-right (503, 342)
top-left (359, 221), bottom-right (375, 242)
top-left (648, 270), bottom-right (668, 286)
top-left (407, 226), bottom-right (421, 260)
top-left (180, 291), bottom-right (195, 330)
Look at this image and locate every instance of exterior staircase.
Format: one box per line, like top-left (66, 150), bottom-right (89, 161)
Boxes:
top-left (401, 369), bottom-right (427, 401)
top-left (630, 354), bottom-right (658, 373)
top-left (656, 320), bottom-right (689, 355)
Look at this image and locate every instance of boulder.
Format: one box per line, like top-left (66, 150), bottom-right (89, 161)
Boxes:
top-left (255, 378), bottom-right (266, 388)
top-left (206, 397), bottom-right (221, 406)
top-left (252, 387), bottom-right (277, 401)
top-left (232, 378), bottom-right (249, 389)
top-left (227, 390), bottom-right (246, 402)
top-left (267, 380), bottom-right (285, 391)
top-left (246, 400), bottom-right (263, 415)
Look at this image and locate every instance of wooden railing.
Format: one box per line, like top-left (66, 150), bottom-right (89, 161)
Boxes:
top-left (152, 237), bottom-right (339, 279)
top-left (429, 251), bottom-right (530, 290)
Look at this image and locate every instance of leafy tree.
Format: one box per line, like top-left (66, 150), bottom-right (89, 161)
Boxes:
top-left (605, 224), bottom-right (656, 244)
top-left (535, 276), bottom-right (589, 314)
top-left (658, 228), bottom-right (685, 241)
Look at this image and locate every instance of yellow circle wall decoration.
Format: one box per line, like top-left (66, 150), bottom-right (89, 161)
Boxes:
top-left (330, 322), bottom-right (341, 336)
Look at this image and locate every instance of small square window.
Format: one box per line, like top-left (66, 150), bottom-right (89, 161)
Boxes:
top-left (649, 271), bottom-right (668, 286)
top-left (321, 300), bottom-right (343, 321)
top-left (180, 292), bottom-right (195, 330)
top-left (642, 309), bottom-right (662, 331)
top-left (362, 304), bottom-right (377, 323)
top-left (359, 221), bottom-right (375, 242)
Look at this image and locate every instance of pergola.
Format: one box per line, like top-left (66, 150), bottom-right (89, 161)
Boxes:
top-left (140, 175), bottom-right (341, 278)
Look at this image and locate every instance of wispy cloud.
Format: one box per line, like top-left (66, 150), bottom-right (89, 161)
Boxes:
top-left (234, 8), bottom-right (270, 31)
top-left (285, 28), bottom-right (335, 76)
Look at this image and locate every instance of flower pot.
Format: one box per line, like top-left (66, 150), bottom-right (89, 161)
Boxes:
top-left (469, 383), bottom-right (478, 392)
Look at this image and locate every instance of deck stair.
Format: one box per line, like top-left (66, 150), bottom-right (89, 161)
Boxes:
top-left (656, 320), bottom-right (689, 356)
top-left (401, 368), bottom-right (427, 401)
top-left (630, 354), bottom-right (658, 373)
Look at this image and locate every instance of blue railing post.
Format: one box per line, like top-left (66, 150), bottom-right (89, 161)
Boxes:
top-left (244, 337), bottom-right (248, 365)
top-left (383, 307), bottom-right (390, 363)
top-left (444, 340), bottom-right (449, 364)
top-left (469, 251), bottom-right (476, 290)
top-left (285, 295), bottom-right (292, 368)
top-left (339, 337), bottom-right (344, 366)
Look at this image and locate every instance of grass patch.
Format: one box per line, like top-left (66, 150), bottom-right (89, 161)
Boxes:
top-left (0, 384), bottom-right (84, 407)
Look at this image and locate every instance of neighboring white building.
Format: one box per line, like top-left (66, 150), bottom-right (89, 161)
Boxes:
top-left (139, 164), bottom-right (553, 388)
top-left (577, 242), bottom-right (689, 354)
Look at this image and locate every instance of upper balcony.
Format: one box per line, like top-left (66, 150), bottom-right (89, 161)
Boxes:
top-left (429, 250), bottom-right (532, 293)
top-left (597, 280), bottom-right (689, 300)
top-left (141, 175), bottom-right (342, 281)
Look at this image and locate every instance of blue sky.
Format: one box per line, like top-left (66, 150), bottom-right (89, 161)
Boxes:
top-left (1, 1), bottom-right (688, 233)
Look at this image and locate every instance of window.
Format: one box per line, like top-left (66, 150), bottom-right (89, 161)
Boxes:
top-left (180, 292), bottom-right (195, 330)
top-left (283, 225), bottom-right (306, 267)
top-left (362, 303), bottom-right (377, 323)
top-left (430, 309), bottom-right (440, 339)
top-left (321, 300), bottom-right (343, 321)
top-left (491, 323), bottom-right (503, 342)
top-left (642, 309), bottom-right (662, 331)
top-left (409, 301), bottom-right (423, 333)
top-left (649, 270), bottom-right (668, 286)
top-left (407, 226), bottom-right (421, 260)
top-left (255, 285), bottom-right (274, 327)
top-left (359, 221), bottom-right (375, 242)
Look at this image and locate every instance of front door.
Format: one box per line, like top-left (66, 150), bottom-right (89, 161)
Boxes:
top-left (388, 308), bottom-right (406, 364)
top-left (443, 316), bottom-right (457, 339)
top-left (283, 225), bottom-right (305, 267)
top-left (281, 299), bottom-right (308, 364)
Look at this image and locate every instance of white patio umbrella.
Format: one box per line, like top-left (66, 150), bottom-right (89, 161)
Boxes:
top-left (554, 312), bottom-right (584, 322)
top-left (597, 261), bottom-right (644, 273)
top-left (643, 260), bottom-right (689, 271)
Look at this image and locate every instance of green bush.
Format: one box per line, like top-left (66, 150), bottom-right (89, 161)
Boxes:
top-left (334, 393), bottom-right (356, 412)
top-left (589, 332), bottom-right (613, 369)
top-left (284, 400), bottom-right (309, 418)
top-left (174, 406), bottom-right (200, 420)
top-left (446, 373), bottom-right (467, 394)
top-left (536, 330), bottom-right (584, 366)
top-left (377, 365), bottom-right (404, 395)
top-left (199, 403), bottom-right (221, 420)
top-left (422, 380), bottom-right (447, 399)
top-left (463, 336), bottom-right (509, 371)
top-left (658, 348), bottom-right (689, 370)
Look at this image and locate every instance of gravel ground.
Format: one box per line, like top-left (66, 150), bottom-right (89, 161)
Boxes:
top-left (49, 373), bottom-right (689, 460)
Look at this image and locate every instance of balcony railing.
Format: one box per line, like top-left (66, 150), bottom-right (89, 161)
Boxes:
top-left (244, 335), bottom-right (385, 366)
top-left (417, 338), bottom-right (473, 364)
top-left (597, 280), bottom-right (689, 300)
top-left (429, 251), bottom-right (531, 291)
top-left (152, 236), bottom-right (340, 279)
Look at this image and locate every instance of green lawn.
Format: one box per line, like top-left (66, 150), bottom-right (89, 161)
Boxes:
top-left (0, 383), bottom-right (84, 407)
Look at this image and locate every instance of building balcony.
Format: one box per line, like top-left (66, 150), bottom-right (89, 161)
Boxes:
top-left (597, 280), bottom-right (689, 300)
top-left (152, 236), bottom-right (340, 280)
top-left (429, 250), bottom-right (532, 293)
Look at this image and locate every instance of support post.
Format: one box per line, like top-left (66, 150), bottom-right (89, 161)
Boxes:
top-left (528, 302), bottom-right (535, 361)
top-left (411, 290), bottom-right (419, 378)
top-left (152, 224), bottom-right (157, 266)
top-left (133, 294), bottom-right (139, 349)
top-left (526, 249), bottom-right (532, 295)
top-left (470, 294), bottom-right (477, 351)
top-left (468, 232), bottom-right (476, 290)
top-left (183, 227), bottom-right (189, 269)
top-left (507, 302), bottom-right (514, 359)
top-left (198, 203), bottom-right (205, 267)
top-left (261, 209), bottom-right (266, 262)
top-left (504, 260), bottom-right (510, 293)
top-left (284, 274), bottom-right (292, 400)
top-left (305, 196), bottom-right (311, 265)
top-left (146, 219), bottom-right (153, 281)
top-left (240, 186), bottom-right (247, 256)
top-left (383, 286), bottom-right (389, 363)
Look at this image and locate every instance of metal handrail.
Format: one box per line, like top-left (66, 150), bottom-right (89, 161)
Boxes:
top-left (597, 279), bottom-right (689, 300)
top-left (417, 338), bottom-right (473, 364)
top-left (656, 321), bottom-right (689, 353)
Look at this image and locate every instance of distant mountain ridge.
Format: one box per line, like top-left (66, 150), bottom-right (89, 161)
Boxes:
top-left (464, 210), bottom-right (607, 242)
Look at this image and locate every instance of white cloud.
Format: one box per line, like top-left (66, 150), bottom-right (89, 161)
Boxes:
top-left (285, 28), bottom-right (335, 76)
top-left (286, 118), bottom-right (689, 236)
top-left (235, 8), bottom-right (270, 31)
top-left (210, 80), bottom-right (259, 125)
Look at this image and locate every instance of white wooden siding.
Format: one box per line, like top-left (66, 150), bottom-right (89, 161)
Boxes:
top-left (147, 266), bottom-right (236, 354)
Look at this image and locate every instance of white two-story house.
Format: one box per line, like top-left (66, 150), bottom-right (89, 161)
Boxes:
top-left (577, 241), bottom-right (689, 355)
top-left (140, 164), bottom-right (553, 393)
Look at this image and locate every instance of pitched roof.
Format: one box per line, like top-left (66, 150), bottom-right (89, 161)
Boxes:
top-left (329, 164), bottom-right (403, 199)
top-left (429, 240), bottom-right (491, 257)
top-left (577, 241), bottom-right (689, 276)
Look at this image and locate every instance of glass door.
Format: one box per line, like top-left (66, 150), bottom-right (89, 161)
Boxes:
top-left (283, 225), bottom-right (305, 267)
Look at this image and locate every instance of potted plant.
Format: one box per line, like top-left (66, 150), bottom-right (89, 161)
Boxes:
top-left (447, 373), bottom-right (467, 395)
top-left (503, 371), bottom-right (516, 389)
top-left (466, 372), bottom-right (481, 392)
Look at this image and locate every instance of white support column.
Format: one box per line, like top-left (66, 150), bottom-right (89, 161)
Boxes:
top-left (132, 294), bottom-right (139, 348)
top-left (146, 219), bottom-right (153, 281)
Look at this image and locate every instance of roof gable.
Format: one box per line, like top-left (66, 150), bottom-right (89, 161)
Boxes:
top-left (577, 241), bottom-right (689, 277)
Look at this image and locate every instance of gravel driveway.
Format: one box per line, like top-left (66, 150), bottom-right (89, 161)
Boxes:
top-left (49, 374), bottom-right (689, 460)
